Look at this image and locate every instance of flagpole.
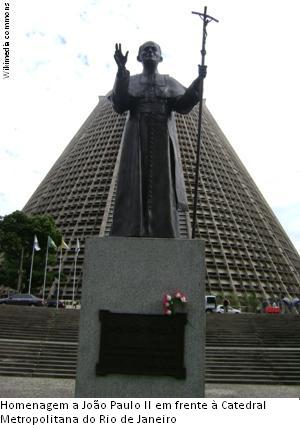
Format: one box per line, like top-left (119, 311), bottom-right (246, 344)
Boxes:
top-left (72, 239), bottom-right (80, 308)
top-left (42, 243), bottom-right (49, 302)
top-left (72, 253), bottom-right (78, 305)
top-left (28, 244), bottom-right (35, 294)
top-left (57, 246), bottom-right (62, 310)
top-left (17, 247), bottom-right (24, 293)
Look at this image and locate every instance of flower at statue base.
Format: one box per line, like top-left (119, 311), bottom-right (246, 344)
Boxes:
top-left (163, 291), bottom-right (187, 315)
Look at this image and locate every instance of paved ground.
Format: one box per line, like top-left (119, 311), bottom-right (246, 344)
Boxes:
top-left (0, 376), bottom-right (299, 398)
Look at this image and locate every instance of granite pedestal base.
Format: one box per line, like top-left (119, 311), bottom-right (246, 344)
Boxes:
top-left (75, 237), bottom-right (205, 398)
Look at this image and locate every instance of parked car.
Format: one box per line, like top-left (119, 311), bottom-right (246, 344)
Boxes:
top-left (216, 304), bottom-right (241, 314)
top-left (0, 294), bottom-right (44, 306)
top-left (264, 305), bottom-right (281, 314)
top-left (46, 299), bottom-right (65, 308)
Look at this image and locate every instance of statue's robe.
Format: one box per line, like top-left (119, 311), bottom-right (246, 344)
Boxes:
top-left (109, 69), bottom-right (199, 238)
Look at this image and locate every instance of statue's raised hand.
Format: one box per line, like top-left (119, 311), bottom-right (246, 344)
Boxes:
top-left (114, 43), bottom-right (129, 69)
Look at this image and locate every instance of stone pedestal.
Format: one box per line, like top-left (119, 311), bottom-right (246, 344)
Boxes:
top-left (75, 237), bottom-right (205, 397)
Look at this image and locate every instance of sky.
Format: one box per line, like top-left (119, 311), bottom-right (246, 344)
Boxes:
top-left (0, 0), bottom-right (300, 253)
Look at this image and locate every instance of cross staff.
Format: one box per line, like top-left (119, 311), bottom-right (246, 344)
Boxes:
top-left (191, 6), bottom-right (218, 238)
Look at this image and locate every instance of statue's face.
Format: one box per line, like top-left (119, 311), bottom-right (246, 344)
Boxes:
top-left (138, 42), bottom-right (162, 65)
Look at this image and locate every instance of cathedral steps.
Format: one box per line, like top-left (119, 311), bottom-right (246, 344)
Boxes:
top-left (205, 347), bottom-right (300, 384)
top-left (0, 306), bottom-right (300, 384)
top-left (0, 339), bottom-right (77, 378)
top-left (0, 306), bottom-right (78, 343)
top-left (206, 313), bottom-right (300, 348)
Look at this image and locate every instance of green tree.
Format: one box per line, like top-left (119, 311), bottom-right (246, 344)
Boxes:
top-left (0, 211), bottom-right (62, 294)
top-left (216, 293), bottom-right (224, 305)
top-left (226, 292), bottom-right (240, 308)
top-left (239, 294), bottom-right (249, 312)
top-left (247, 292), bottom-right (259, 313)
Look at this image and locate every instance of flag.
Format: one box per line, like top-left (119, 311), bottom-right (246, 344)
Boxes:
top-left (59, 238), bottom-right (70, 250)
top-left (33, 235), bottom-right (41, 251)
top-left (75, 238), bottom-right (80, 254)
top-left (47, 236), bottom-right (57, 250)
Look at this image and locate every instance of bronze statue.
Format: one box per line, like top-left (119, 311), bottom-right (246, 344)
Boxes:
top-left (109, 41), bottom-right (204, 238)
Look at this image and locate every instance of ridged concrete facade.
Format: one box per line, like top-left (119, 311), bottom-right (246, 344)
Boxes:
top-left (24, 96), bottom-right (300, 301)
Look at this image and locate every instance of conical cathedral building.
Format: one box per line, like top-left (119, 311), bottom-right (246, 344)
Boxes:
top-left (23, 96), bottom-right (300, 303)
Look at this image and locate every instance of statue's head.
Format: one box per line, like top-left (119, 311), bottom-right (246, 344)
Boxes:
top-left (137, 41), bottom-right (163, 65)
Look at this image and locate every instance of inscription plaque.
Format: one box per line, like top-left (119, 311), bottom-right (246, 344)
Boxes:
top-left (96, 310), bottom-right (187, 379)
